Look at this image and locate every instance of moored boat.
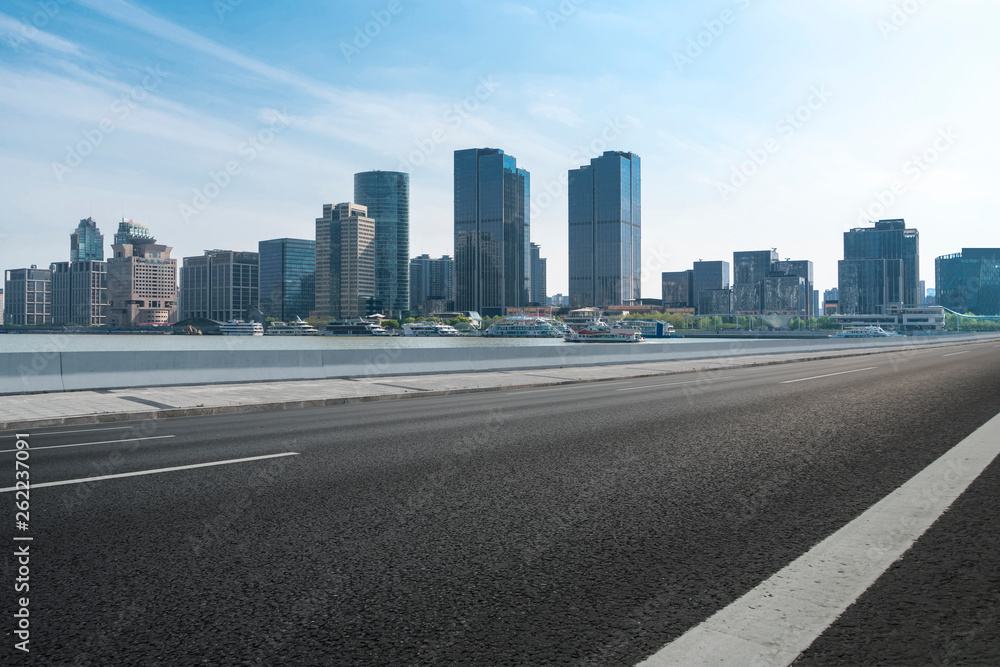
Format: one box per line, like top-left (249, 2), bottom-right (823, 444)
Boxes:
top-left (219, 320), bottom-right (264, 336)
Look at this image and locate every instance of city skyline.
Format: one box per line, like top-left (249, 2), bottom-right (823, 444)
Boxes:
top-left (3, 2), bottom-right (1000, 298)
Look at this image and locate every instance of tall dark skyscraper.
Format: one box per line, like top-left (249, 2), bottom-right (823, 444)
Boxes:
top-left (838, 219), bottom-right (919, 314)
top-left (354, 171), bottom-right (410, 317)
top-left (568, 151), bottom-right (641, 308)
top-left (258, 239), bottom-right (316, 321)
top-left (734, 250), bottom-right (778, 314)
top-left (454, 148), bottom-right (530, 317)
top-left (529, 242), bottom-right (547, 306)
top-left (70, 217), bottom-right (104, 262)
top-left (692, 260), bottom-right (730, 313)
top-left (935, 248), bottom-right (1000, 316)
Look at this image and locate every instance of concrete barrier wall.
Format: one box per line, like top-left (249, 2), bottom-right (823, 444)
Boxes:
top-left (1, 334), bottom-right (995, 395)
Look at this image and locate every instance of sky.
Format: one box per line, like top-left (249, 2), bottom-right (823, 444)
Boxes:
top-left (1, 0), bottom-right (999, 299)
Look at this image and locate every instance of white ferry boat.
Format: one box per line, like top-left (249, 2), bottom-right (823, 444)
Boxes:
top-left (483, 316), bottom-right (572, 338)
top-left (219, 320), bottom-right (264, 336)
top-left (565, 324), bottom-right (645, 343)
top-left (831, 326), bottom-right (893, 338)
top-left (402, 321), bottom-right (461, 337)
top-left (562, 308), bottom-right (607, 331)
top-left (265, 317), bottom-right (319, 336)
top-left (324, 320), bottom-right (390, 336)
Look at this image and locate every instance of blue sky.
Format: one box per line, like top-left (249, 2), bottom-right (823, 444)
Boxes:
top-left (1, 0), bottom-right (998, 297)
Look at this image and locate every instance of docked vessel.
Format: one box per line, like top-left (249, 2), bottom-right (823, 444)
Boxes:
top-left (831, 326), bottom-right (893, 338)
top-left (324, 320), bottom-right (390, 336)
top-left (483, 316), bottom-right (572, 338)
top-left (265, 317), bottom-right (319, 336)
top-left (401, 321), bottom-right (461, 337)
top-left (219, 320), bottom-right (264, 336)
top-left (565, 324), bottom-right (645, 343)
top-left (562, 308), bottom-right (607, 331)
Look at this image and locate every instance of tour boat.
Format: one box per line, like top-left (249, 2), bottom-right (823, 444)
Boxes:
top-left (483, 316), bottom-right (572, 338)
top-left (265, 317), bottom-right (319, 336)
top-left (401, 321), bottom-right (461, 337)
top-left (219, 320), bottom-right (264, 336)
top-left (565, 324), bottom-right (645, 343)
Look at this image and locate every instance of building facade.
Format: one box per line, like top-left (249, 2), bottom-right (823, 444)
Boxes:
top-left (839, 219), bottom-right (920, 314)
top-left (698, 289), bottom-right (734, 316)
top-left (354, 171), bottom-right (410, 317)
top-left (409, 254), bottom-right (454, 312)
top-left (107, 222), bottom-right (177, 326)
top-left (258, 238), bottom-right (316, 321)
top-left (3, 267), bottom-right (52, 325)
top-left (454, 148), bottom-right (530, 317)
top-left (661, 270), bottom-right (694, 309)
top-left (935, 248), bottom-right (1000, 315)
top-left (529, 242), bottom-right (547, 305)
top-left (180, 250), bottom-right (259, 322)
top-left (692, 261), bottom-right (730, 313)
top-left (316, 203), bottom-right (375, 320)
top-left (568, 150), bottom-right (641, 308)
top-left (70, 217), bottom-right (104, 262)
top-left (51, 260), bottom-right (107, 326)
top-left (733, 250), bottom-right (778, 314)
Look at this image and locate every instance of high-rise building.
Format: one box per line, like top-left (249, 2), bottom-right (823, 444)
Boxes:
top-left (409, 254), bottom-right (455, 313)
top-left (454, 148), bottom-right (530, 317)
top-left (839, 219), bottom-right (919, 315)
top-left (258, 239), bottom-right (316, 321)
top-left (692, 261), bottom-right (730, 313)
top-left (0, 289), bottom-right (4, 325)
top-left (733, 250), bottom-right (813, 317)
top-left (935, 248), bottom-right (1000, 316)
top-left (733, 250), bottom-right (778, 314)
top-left (107, 221), bottom-right (177, 326)
top-left (51, 260), bottom-right (107, 326)
top-left (568, 150), bottom-right (641, 308)
top-left (70, 217), bottom-right (104, 262)
top-left (354, 171), bottom-right (410, 317)
top-left (699, 289), bottom-right (734, 316)
top-left (529, 242), bottom-right (547, 305)
top-left (661, 270), bottom-right (694, 309)
top-left (180, 250), bottom-right (259, 322)
top-left (3, 266), bottom-right (52, 325)
top-left (316, 203), bottom-right (375, 320)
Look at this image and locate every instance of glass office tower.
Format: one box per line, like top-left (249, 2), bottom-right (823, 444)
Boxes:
top-left (354, 171), bottom-right (410, 317)
top-left (936, 248), bottom-right (1000, 315)
top-left (70, 217), bottom-right (104, 262)
top-left (454, 148), bottom-right (530, 317)
top-left (259, 238), bottom-right (316, 321)
top-left (839, 219), bottom-right (919, 314)
top-left (568, 151), bottom-right (641, 308)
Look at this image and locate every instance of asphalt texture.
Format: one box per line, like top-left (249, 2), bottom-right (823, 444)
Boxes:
top-left (3, 341), bottom-right (1000, 665)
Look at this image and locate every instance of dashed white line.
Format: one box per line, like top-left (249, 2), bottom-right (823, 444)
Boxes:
top-left (0, 452), bottom-right (300, 492)
top-left (637, 410), bottom-right (1000, 667)
top-left (942, 350), bottom-right (970, 357)
top-left (780, 367), bottom-right (877, 384)
top-left (616, 377), bottom-right (733, 391)
top-left (0, 435), bottom-right (174, 454)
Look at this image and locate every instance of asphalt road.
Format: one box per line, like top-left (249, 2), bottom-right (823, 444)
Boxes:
top-left (3, 340), bottom-right (1000, 665)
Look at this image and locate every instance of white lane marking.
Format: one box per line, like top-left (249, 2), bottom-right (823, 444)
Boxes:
top-left (0, 452), bottom-right (299, 492)
top-left (780, 367), bottom-right (877, 384)
top-left (942, 350), bottom-right (969, 357)
top-left (636, 411), bottom-right (1000, 667)
top-left (616, 377), bottom-right (733, 391)
top-left (1, 426), bottom-right (136, 438)
top-left (0, 435), bottom-right (174, 454)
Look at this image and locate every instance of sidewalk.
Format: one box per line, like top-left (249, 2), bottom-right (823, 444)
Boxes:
top-left (0, 342), bottom-right (954, 431)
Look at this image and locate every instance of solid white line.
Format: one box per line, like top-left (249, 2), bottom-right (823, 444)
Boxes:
top-left (0, 435), bottom-right (174, 454)
top-left (1, 426), bottom-right (135, 438)
top-left (780, 367), bottom-right (876, 384)
top-left (636, 410), bottom-right (1000, 667)
top-left (942, 350), bottom-right (970, 357)
top-left (0, 452), bottom-right (299, 492)
top-left (616, 377), bottom-right (733, 391)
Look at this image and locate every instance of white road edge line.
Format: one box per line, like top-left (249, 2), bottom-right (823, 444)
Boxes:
top-left (0, 452), bottom-right (299, 492)
top-left (0, 435), bottom-right (174, 454)
top-left (780, 367), bottom-right (876, 384)
top-left (1, 426), bottom-right (136, 438)
top-left (616, 377), bottom-right (733, 391)
top-left (942, 350), bottom-right (970, 357)
top-left (636, 410), bottom-right (1000, 667)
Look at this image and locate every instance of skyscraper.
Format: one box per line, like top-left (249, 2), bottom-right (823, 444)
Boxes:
top-left (568, 150), bottom-right (641, 308)
top-left (661, 270), bottom-right (694, 309)
top-left (409, 254), bottom-right (455, 312)
top-left (3, 267), bottom-right (52, 325)
top-left (70, 217), bottom-right (104, 262)
top-left (259, 239), bottom-right (316, 321)
top-left (838, 219), bottom-right (919, 314)
top-left (529, 242), bottom-right (547, 306)
top-left (179, 250), bottom-right (260, 322)
top-left (935, 248), bottom-right (1000, 315)
top-left (316, 203), bottom-right (375, 320)
top-left (354, 171), bottom-right (410, 317)
top-left (733, 250), bottom-right (778, 314)
top-left (114, 219), bottom-right (154, 245)
top-left (454, 148), bottom-right (530, 317)
top-left (692, 261), bottom-right (730, 313)
top-left (107, 221), bottom-right (177, 326)
top-left (51, 261), bottom-right (107, 326)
